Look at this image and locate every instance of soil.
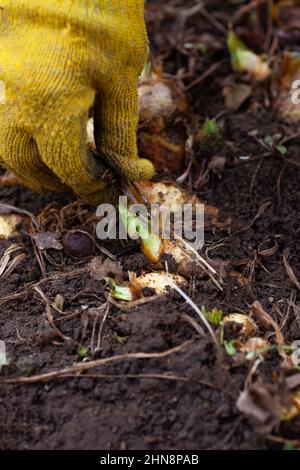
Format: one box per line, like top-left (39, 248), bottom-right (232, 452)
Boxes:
top-left (1, 0), bottom-right (300, 450)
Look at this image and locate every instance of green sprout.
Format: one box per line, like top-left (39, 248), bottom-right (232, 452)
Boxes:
top-left (227, 31), bottom-right (270, 81)
top-left (202, 118), bottom-right (221, 141)
top-left (105, 277), bottom-right (133, 302)
top-left (227, 32), bottom-right (250, 71)
top-left (224, 340), bottom-right (238, 356)
top-left (202, 307), bottom-right (223, 325)
top-left (263, 133), bottom-right (288, 155)
top-left (77, 346), bottom-right (89, 358)
top-left (113, 332), bottom-right (129, 345)
top-left (118, 202), bottom-right (163, 263)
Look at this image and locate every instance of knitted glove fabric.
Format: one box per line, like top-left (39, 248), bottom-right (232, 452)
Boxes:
top-left (0, 0), bottom-right (154, 204)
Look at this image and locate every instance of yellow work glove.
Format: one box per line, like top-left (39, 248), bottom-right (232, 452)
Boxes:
top-left (0, 0), bottom-right (154, 204)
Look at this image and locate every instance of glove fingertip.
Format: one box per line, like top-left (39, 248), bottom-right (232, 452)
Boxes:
top-left (123, 158), bottom-right (155, 182)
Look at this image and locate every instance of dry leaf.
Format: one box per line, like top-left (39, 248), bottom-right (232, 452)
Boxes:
top-left (237, 380), bottom-right (283, 434)
top-left (89, 257), bottom-right (123, 281)
top-left (32, 232), bottom-right (63, 251)
top-left (250, 301), bottom-right (291, 368)
top-left (223, 82), bottom-right (252, 110)
top-left (250, 301), bottom-right (284, 345)
top-left (208, 156), bottom-right (226, 175)
top-left (283, 248), bottom-right (300, 290)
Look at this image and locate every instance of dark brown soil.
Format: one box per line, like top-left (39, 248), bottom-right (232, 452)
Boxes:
top-left (1, 0), bottom-right (300, 450)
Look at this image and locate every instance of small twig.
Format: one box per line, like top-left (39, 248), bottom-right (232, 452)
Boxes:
top-left (34, 286), bottom-right (70, 341)
top-left (0, 267), bottom-right (89, 306)
top-left (3, 340), bottom-right (194, 384)
top-left (184, 60), bottom-right (225, 91)
top-left (0, 243), bottom-right (24, 278)
top-left (250, 159), bottom-right (263, 194)
top-left (276, 164), bottom-right (287, 205)
top-left (66, 372), bottom-right (216, 389)
top-left (283, 249), bottom-right (300, 291)
top-left (170, 283), bottom-right (217, 344)
top-left (282, 157), bottom-right (300, 169)
top-left (267, 434), bottom-right (300, 447)
top-left (264, 0), bottom-right (274, 52)
top-left (279, 133), bottom-right (300, 146)
top-left (180, 313), bottom-right (206, 337)
top-left (108, 294), bottom-right (161, 310)
top-left (237, 201), bottom-right (271, 233)
top-left (199, 8), bottom-right (228, 35)
top-left (31, 232), bottom-right (46, 276)
top-left (234, 0), bottom-right (267, 21)
top-left (176, 160), bottom-right (193, 184)
top-left (0, 203), bottom-right (38, 227)
top-left (161, 3), bottom-right (204, 20)
top-left (96, 300), bottom-right (110, 353)
top-left (0, 252), bottom-right (26, 280)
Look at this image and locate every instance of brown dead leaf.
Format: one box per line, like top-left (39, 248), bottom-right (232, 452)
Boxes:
top-left (237, 380), bottom-right (283, 435)
top-left (89, 257), bottom-right (123, 282)
top-left (250, 301), bottom-right (291, 368)
top-left (283, 248), bottom-right (300, 290)
top-left (32, 232), bottom-right (63, 251)
top-left (208, 156), bottom-right (226, 176)
top-left (251, 301), bottom-right (284, 345)
top-left (223, 82), bottom-right (252, 110)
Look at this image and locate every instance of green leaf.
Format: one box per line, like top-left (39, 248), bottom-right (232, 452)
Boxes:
top-left (264, 134), bottom-right (275, 147)
top-left (118, 202), bottom-right (162, 263)
top-left (202, 118), bottom-right (221, 141)
top-left (77, 346), bottom-right (89, 358)
top-left (113, 332), bottom-right (129, 345)
top-left (224, 340), bottom-right (237, 356)
top-left (227, 31), bottom-right (248, 69)
top-left (276, 144), bottom-right (288, 156)
top-left (105, 277), bottom-right (133, 302)
top-left (202, 307), bottom-right (223, 325)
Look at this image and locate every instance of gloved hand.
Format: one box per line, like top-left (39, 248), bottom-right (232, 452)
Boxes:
top-left (0, 0), bottom-right (154, 204)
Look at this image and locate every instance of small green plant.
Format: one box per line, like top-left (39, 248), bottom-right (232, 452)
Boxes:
top-left (202, 307), bottom-right (223, 325)
top-left (105, 277), bottom-right (133, 302)
top-left (264, 133), bottom-right (288, 155)
top-left (224, 340), bottom-right (237, 356)
top-left (118, 202), bottom-right (162, 264)
top-left (113, 332), bottom-right (129, 345)
top-left (227, 31), bottom-right (270, 81)
top-left (202, 118), bottom-right (221, 141)
top-left (77, 346), bottom-right (89, 358)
